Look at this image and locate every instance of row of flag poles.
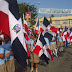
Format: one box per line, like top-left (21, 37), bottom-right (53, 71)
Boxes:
top-left (0, 0), bottom-right (72, 69)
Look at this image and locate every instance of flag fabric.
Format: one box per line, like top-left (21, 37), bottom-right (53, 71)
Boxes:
top-left (69, 32), bottom-right (72, 42)
top-left (42, 17), bottom-right (58, 34)
top-left (40, 28), bottom-right (44, 33)
top-left (0, 0), bottom-right (30, 69)
top-left (42, 17), bottom-right (57, 41)
top-left (35, 18), bottom-right (39, 34)
top-left (63, 26), bottom-right (68, 48)
top-left (69, 27), bottom-right (72, 42)
top-left (24, 19), bottom-right (30, 33)
top-left (33, 17), bottom-right (60, 64)
top-left (0, 0), bottom-right (10, 37)
top-left (23, 13), bottom-right (29, 33)
top-left (23, 29), bottom-right (30, 41)
top-left (33, 32), bottom-right (53, 64)
top-left (23, 14), bottom-right (30, 41)
top-left (67, 29), bottom-right (70, 43)
top-left (43, 30), bottom-right (55, 41)
top-left (63, 26), bottom-right (68, 42)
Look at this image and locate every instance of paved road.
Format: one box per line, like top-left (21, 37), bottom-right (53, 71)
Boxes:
top-left (18, 45), bottom-right (72, 72)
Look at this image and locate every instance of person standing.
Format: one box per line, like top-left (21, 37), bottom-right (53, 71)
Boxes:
top-left (26, 33), bottom-right (40, 72)
top-left (50, 36), bottom-right (58, 57)
top-left (57, 32), bottom-right (64, 52)
top-left (3, 35), bottom-right (15, 72)
top-left (0, 39), bottom-right (6, 72)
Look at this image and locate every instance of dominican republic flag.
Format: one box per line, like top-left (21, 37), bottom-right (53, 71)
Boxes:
top-left (23, 14), bottom-right (30, 41)
top-left (40, 28), bottom-right (44, 33)
top-left (41, 17), bottom-right (57, 41)
top-left (43, 30), bottom-right (56, 41)
top-left (63, 26), bottom-right (68, 47)
top-left (69, 27), bottom-right (72, 42)
top-left (24, 19), bottom-right (30, 33)
top-left (33, 32), bottom-right (53, 64)
top-left (23, 29), bottom-right (30, 41)
top-left (0, 0), bottom-right (30, 69)
top-left (35, 18), bottom-right (39, 34)
top-left (67, 29), bottom-right (70, 43)
top-left (63, 26), bottom-right (68, 42)
top-left (0, 0), bottom-right (10, 37)
top-left (42, 17), bottom-right (58, 34)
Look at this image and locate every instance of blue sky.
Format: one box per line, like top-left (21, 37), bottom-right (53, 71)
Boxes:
top-left (17, 0), bottom-right (72, 18)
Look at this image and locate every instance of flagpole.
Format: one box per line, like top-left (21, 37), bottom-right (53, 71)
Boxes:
top-left (23, 13), bottom-right (25, 28)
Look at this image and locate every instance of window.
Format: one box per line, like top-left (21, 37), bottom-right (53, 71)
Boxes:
top-left (62, 20), bottom-right (68, 25)
top-left (54, 20), bottom-right (60, 25)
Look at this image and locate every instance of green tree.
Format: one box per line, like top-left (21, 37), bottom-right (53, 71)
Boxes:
top-left (50, 14), bottom-right (55, 18)
top-left (18, 3), bottom-right (37, 26)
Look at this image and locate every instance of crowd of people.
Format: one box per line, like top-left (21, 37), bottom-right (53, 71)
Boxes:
top-left (0, 32), bottom-right (15, 72)
top-left (0, 27), bottom-right (72, 72)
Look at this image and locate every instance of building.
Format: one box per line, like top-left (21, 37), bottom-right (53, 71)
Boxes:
top-left (39, 16), bottom-right (72, 28)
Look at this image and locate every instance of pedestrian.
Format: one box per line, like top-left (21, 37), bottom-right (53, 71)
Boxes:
top-left (26, 33), bottom-right (40, 72)
top-left (3, 35), bottom-right (15, 72)
top-left (57, 32), bottom-right (64, 52)
top-left (0, 39), bottom-right (6, 72)
top-left (50, 36), bottom-right (58, 57)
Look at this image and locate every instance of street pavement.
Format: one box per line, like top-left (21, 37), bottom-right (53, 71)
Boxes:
top-left (18, 45), bottom-right (72, 72)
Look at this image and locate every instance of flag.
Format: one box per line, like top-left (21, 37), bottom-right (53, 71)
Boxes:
top-left (24, 19), bottom-right (30, 33)
top-left (23, 29), bottom-right (30, 41)
top-left (70, 32), bottom-right (72, 42)
top-left (23, 13), bottom-right (30, 41)
top-left (23, 13), bottom-right (30, 33)
top-left (0, 0), bottom-right (30, 69)
top-left (42, 17), bottom-right (57, 41)
top-left (42, 17), bottom-right (58, 34)
top-left (67, 29), bottom-right (70, 43)
top-left (33, 17), bottom-right (56, 64)
top-left (69, 27), bottom-right (72, 42)
top-left (40, 28), bottom-right (44, 33)
top-left (35, 18), bottom-right (39, 34)
top-left (0, 0), bottom-right (10, 37)
top-left (33, 32), bottom-right (53, 64)
top-left (63, 26), bottom-right (68, 41)
top-left (63, 26), bottom-right (68, 48)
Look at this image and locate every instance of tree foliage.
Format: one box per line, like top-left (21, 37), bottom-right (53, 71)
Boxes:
top-left (50, 14), bottom-right (55, 18)
top-left (18, 3), bottom-right (37, 27)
